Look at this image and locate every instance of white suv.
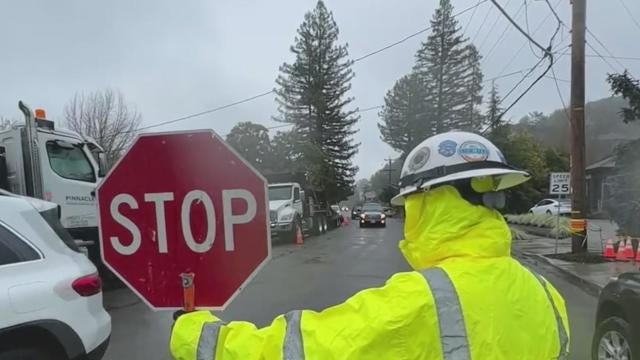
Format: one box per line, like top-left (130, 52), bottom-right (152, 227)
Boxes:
top-left (0, 195), bottom-right (111, 360)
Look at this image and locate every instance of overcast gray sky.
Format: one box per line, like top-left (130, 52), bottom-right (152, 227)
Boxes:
top-left (1, 0), bottom-right (638, 178)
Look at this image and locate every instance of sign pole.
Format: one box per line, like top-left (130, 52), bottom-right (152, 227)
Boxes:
top-left (555, 202), bottom-right (560, 254)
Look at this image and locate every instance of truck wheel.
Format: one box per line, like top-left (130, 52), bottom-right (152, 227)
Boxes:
top-left (314, 215), bottom-right (323, 235)
top-left (321, 216), bottom-right (328, 233)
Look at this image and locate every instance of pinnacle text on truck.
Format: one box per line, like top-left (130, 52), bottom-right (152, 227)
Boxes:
top-left (0, 101), bottom-right (108, 267)
top-left (266, 172), bottom-right (341, 243)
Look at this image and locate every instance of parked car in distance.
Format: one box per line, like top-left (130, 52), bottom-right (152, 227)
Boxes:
top-left (359, 203), bottom-right (386, 228)
top-left (0, 194), bottom-right (111, 360)
top-left (351, 207), bottom-right (362, 220)
top-left (591, 272), bottom-right (640, 360)
top-left (529, 198), bottom-right (571, 215)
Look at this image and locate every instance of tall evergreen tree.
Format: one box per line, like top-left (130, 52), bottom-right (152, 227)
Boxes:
top-left (460, 44), bottom-right (484, 130)
top-left (275, 0), bottom-right (359, 203)
top-left (378, 73), bottom-right (431, 156)
top-left (414, 0), bottom-right (469, 133)
top-left (486, 82), bottom-right (509, 147)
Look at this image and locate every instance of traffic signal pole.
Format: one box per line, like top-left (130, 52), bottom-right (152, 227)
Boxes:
top-left (570, 0), bottom-right (587, 253)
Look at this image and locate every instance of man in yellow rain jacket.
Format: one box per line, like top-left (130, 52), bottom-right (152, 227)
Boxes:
top-left (171, 131), bottom-right (570, 360)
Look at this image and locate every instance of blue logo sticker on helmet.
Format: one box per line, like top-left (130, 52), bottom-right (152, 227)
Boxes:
top-left (458, 141), bottom-right (489, 162)
top-left (408, 147), bottom-right (431, 171)
top-left (438, 140), bottom-right (457, 157)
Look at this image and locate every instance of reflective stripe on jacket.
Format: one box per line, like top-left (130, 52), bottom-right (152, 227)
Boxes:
top-left (170, 186), bottom-right (570, 359)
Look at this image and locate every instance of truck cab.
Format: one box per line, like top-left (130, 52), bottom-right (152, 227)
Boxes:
top-left (268, 182), bottom-right (304, 242)
top-left (0, 103), bottom-right (106, 264)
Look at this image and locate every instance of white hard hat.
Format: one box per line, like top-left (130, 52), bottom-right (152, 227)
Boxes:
top-left (391, 131), bottom-right (530, 206)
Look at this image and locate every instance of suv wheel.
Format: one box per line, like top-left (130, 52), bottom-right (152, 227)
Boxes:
top-left (0, 348), bottom-right (51, 360)
top-left (592, 316), bottom-right (637, 360)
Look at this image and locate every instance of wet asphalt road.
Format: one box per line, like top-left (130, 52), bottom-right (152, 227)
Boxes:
top-left (103, 217), bottom-right (598, 359)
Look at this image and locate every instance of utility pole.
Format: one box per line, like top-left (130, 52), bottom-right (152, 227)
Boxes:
top-left (570, 0), bottom-right (587, 253)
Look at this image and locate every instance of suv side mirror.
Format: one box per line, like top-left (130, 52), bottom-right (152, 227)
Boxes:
top-left (97, 152), bottom-right (108, 178)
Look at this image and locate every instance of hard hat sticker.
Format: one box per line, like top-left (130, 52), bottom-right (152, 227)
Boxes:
top-left (438, 140), bottom-right (457, 157)
top-left (408, 147), bottom-right (431, 171)
top-left (458, 141), bottom-right (489, 162)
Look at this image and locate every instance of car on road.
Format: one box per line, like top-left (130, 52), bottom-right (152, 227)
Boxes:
top-left (591, 272), bottom-right (640, 360)
top-left (359, 203), bottom-right (386, 228)
top-left (0, 194), bottom-right (111, 360)
top-left (529, 198), bottom-right (571, 215)
top-left (351, 206), bottom-right (362, 220)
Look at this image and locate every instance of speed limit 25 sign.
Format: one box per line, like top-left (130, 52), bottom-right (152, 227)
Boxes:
top-left (549, 172), bottom-right (571, 195)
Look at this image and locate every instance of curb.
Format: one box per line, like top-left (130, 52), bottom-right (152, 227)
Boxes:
top-left (514, 250), bottom-right (603, 297)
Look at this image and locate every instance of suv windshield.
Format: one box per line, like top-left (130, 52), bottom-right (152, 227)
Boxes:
top-left (45, 140), bottom-right (96, 182)
top-left (269, 186), bottom-right (293, 201)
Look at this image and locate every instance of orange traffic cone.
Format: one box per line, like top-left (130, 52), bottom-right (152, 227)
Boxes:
top-left (603, 238), bottom-right (616, 260)
top-left (295, 225), bottom-right (304, 245)
top-left (617, 237), bottom-right (635, 261)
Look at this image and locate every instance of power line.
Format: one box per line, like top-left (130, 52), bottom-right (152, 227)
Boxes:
top-left (130, 0), bottom-right (488, 134)
top-left (137, 90), bottom-right (275, 132)
top-left (472, 2), bottom-right (495, 43)
top-left (543, 0), bottom-right (564, 47)
top-left (482, 0), bottom-right (560, 133)
top-left (496, 0), bottom-right (562, 77)
top-left (585, 40), bottom-right (620, 73)
top-left (549, 61), bottom-right (570, 121)
top-left (585, 27), bottom-right (628, 72)
top-left (523, 0), bottom-right (541, 58)
top-left (482, 2), bottom-right (525, 63)
top-left (358, 105), bottom-right (384, 113)
top-left (462, 0), bottom-right (484, 36)
top-left (488, 0), bottom-right (551, 56)
top-left (585, 54), bottom-right (640, 61)
top-left (477, 0), bottom-right (514, 50)
top-left (617, 0), bottom-right (640, 33)
top-left (261, 105), bottom-right (384, 134)
top-left (353, 0), bottom-right (489, 63)
top-left (499, 57), bottom-right (547, 105)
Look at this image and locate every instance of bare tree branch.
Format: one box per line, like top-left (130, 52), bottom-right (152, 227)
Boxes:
top-left (64, 89), bottom-right (142, 166)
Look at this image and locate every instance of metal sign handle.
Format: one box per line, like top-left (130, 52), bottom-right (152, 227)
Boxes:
top-left (180, 273), bottom-right (195, 312)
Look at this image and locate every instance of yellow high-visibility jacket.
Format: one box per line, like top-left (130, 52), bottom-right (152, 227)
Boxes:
top-left (171, 185), bottom-right (569, 360)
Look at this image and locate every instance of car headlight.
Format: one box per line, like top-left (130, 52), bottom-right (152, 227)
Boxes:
top-left (381, 214), bottom-right (386, 219)
top-left (360, 214), bottom-right (366, 219)
top-left (279, 212), bottom-right (294, 222)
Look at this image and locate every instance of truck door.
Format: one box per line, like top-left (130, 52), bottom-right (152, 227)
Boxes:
top-left (293, 185), bottom-right (303, 218)
top-left (37, 132), bottom-right (99, 230)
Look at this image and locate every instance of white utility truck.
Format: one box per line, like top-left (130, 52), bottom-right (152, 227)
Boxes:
top-left (267, 172), bottom-right (341, 243)
top-left (0, 101), bottom-right (107, 267)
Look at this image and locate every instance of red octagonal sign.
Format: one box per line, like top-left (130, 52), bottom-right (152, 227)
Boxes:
top-left (98, 130), bottom-right (270, 310)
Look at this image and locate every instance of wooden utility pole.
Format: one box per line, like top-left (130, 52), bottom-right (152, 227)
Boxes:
top-left (570, 0), bottom-right (587, 253)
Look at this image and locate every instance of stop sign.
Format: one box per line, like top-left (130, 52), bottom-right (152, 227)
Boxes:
top-left (98, 130), bottom-right (270, 310)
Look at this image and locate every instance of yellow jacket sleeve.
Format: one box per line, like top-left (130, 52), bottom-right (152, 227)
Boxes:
top-left (170, 271), bottom-right (440, 360)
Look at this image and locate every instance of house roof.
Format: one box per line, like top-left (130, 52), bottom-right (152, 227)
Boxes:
top-left (586, 155), bottom-right (616, 171)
